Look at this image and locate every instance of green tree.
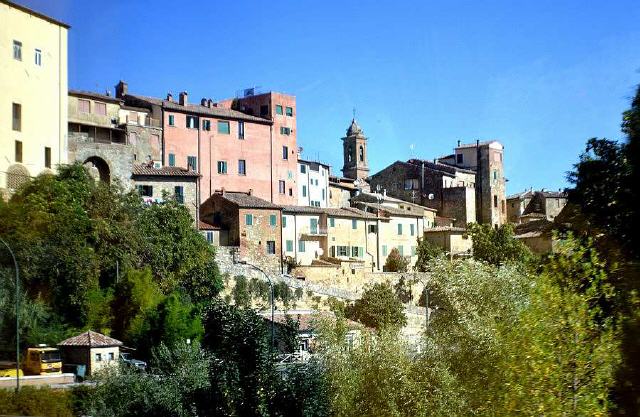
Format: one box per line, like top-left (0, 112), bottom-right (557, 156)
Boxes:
top-left (384, 247), bottom-right (409, 272)
top-left (346, 282), bottom-right (407, 331)
top-left (468, 223), bottom-right (531, 265)
top-left (414, 237), bottom-right (444, 272)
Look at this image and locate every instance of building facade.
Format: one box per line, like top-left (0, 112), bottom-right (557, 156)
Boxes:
top-left (297, 159), bottom-right (330, 207)
top-left (342, 119), bottom-right (369, 181)
top-left (0, 0), bottom-right (68, 196)
top-left (507, 189), bottom-right (567, 223)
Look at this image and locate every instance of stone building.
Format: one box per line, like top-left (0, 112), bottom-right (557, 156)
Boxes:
top-left (298, 158), bottom-right (330, 207)
top-left (200, 190), bottom-right (283, 274)
top-left (370, 140), bottom-right (506, 228)
top-left (341, 119), bottom-right (369, 181)
top-left (1, 0), bottom-right (69, 196)
top-left (507, 189), bottom-right (567, 223)
top-left (423, 226), bottom-right (473, 257)
top-left (131, 164), bottom-right (200, 220)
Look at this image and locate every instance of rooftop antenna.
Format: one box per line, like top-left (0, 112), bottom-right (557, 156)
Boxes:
top-left (352, 107), bottom-right (356, 120)
top-left (409, 143), bottom-right (416, 159)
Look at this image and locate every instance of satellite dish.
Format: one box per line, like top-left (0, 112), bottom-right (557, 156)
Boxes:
top-left (428, 193), bottom-right (434, 200)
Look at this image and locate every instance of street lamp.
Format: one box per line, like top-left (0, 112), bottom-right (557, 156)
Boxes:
top-left (236, 259), bottom-right (275, 352)
top-left (1, 237), bottom-right (20, 392)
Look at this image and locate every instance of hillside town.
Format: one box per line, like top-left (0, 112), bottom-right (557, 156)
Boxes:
top-left (2, 1), bottom-right (639, 416)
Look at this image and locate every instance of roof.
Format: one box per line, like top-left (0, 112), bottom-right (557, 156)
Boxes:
top-left (424, 226), bottom-right (467, 233)
top-left (281, 205), bottom-right (377, 219)
top-left (507, 189), bottom-right (566, 200)
top-left (407, 159), bottom-right (477, 175)
top-left (514, 219), bottom-right (554, 239)
top-left (218, 191), bottom-right (281, 209)
top-left (298, 158), bottom-right (331, 168)
top-left (345, 118), bottom-right (364, 137)
top-left (455, 140), bottom-right (502, 150)
top-left (353, 191), bottom-right (438, 212)
top-left (198, 220), bottom-right (219, 231)
top-left (262, 311), bottom-right (363, 331)
top-left (131, 165), bottom-right (200, 177)
top-left (356, 202), bottom-right (424, 218)
top-left (127, 94), bottom-right (271, 124)
top-left (69, 89), bottom-right (122, 104)
top-left (58, 331), bottom-right (122, 348)
top-left (507, 189), bottom-right (535, 200)
top-left (2, 0), bottom-right (70, 28)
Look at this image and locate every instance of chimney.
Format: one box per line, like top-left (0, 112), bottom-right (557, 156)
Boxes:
top-left (201, 98), bottom-right (207, 106)
top-left (105, 89), bottom-right (111, 97)
top-left (457, 140), bottom-right (461, 147)
top-left (166, 92), bottom-right (173, 102)
top-left (248, 188), bottom-right (253, 196)
top-left (476, 139), bottom-right (480, 147)
top-left (207, 99), bottom-right (213, 108)
top-left (115, 80), bottom-right (128, 99)
top-left (179, 91), bottom-right (188, 106)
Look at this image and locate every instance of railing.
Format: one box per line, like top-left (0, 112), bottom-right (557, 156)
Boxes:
top-left (303, 227), bottom-right (328, 236)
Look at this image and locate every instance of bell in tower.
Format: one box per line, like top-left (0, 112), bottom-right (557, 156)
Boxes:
top-left (341, 118), bottom-right (369, 180)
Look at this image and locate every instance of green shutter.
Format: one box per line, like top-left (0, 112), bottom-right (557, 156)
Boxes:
top-left (245, 214), bottom-right (253, 226)
top-left (282, 216), bottom-right (287, 227)
top-left (382, 245), bottom-right (387, 256)
top-left (270, 214), bottom-right (277, 226)
top-left (352, 219), bottom-right (357, 229)
top-left (286, 240), bottom-right (293, 252)
top-left (330, 218), bottom-right (335, 227)
top-left (299, 241), bottom-right (305, 252)
top-left (217, 120), bottom-right (230, 134)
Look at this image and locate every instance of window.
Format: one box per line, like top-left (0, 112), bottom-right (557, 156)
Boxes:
top-left (279, 180), bottom-right (285, 194)
top-left (410, 224), bottom-right (415, 236)
top-left (168, 153), bottom-right (176, 166)
top-left (174, 186), bottom-right (184, 204)
top-left (282, 146), bottom-right (289, 160)
top-left (368, 224), bottom-right (377, 233)
top-left (300, 164), bottom-right (307, 174)
top-left (13, 40), bottom-right (22, 60)
top-left (137, 185), bottom-right (153, 197)
top-left (35, 48), bottom-right (41, 66)
top-left (404, 179), bottom-right (418, 190)
top-left (187, 156), bottom-right (197, 170)
top-left (206, 231), bottom-right (214, 244)
top-left (245, 214), bottom-right (253, 226)
top-left (276, 105), bottom-right (283, 115)
top-left (266, 241), bottom-right (276, 254)
top-left (286, 106), bottom-right (293, 116)
top-left (217, 120), bottom-right (230, 134)
top-left (238, 159), bottom-right (246, 175)
top-left (260, 105), bottom-right (269, 116)
top-left (270, 214), bottom-right (277, 226)
top-left (15, 141), bottom-right (22, 163)
top-left (202, 119), bottom-right (211, 131)
top-left (78, 99), bottom-right (90, 113)
top-left (382, 245), bottom-right (388, 256)
top-left (337, 246), bottom-right (349, 257)
top-left (95, 102), bottom-right (107, 116)
top-left (282, 216), bottom-right (287, 227)
top-left (302, 185), bottom-right (307, 197)
top-left (186, 115), bottom-right (197, 129)
top-left (168, 114), bottom-right (175, 126)
top-left (501, 200), bottom-right (506, 214)
top-left (310, 218), bottom-right (318, 234)
top-left (299, 241), bottom-right (306, 252)
top-left (329, 218), bottom-right (335, 227)
top-left (322, 189), bottom-right (325, 200)
top-left (95, 353), bottom-right (102, 362)
top-left (286, 240), bottom-right (293, 252)
top-left (412, 246), bottom-right (417, 256)
top-left (359, 145), bottom-right (364, 162)
top-left (456, 154), bottom-right (463, 164)
top-left (397, 224), bottom-right (403, 235)
top-left (398, 246), bottom-right (404, 256)
top-left (44, 147), bottom-right (51, 168)
top-left (280, 127), bottom-right (291, 135)
top-left (352, 219), bottom-right (357, 229)
top-left (494, 195), bottom-right (498, 208)
top-left (493, 170), bottom-right (498, 180)
top-left (238, 121), bottom-right (244, 139)
top-left (129, 132), bottom-right (138, 145)
top-left (12, 103), bottom-right (21, 131)
top-left (217, 160), bottom-right (227, 174)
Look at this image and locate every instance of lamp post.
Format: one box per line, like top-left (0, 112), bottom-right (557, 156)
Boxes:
top-left (236, 260), bottom-right (275, 351)
top-left (1, 237), bottom-right (20, 392)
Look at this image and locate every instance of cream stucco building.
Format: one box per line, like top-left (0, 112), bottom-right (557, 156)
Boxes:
top-left (0, 0), bottom-right (68, 196)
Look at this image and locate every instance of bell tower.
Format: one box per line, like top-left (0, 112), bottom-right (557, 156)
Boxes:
top-left (341, 118), bottom-right (369, 180)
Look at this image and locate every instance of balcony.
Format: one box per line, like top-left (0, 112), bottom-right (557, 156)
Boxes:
top-left (301, 227), bottom-right (328, 237)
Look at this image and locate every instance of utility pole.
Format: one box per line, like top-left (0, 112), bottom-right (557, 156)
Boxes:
top-left (1, 237), bottom-right (20, 392)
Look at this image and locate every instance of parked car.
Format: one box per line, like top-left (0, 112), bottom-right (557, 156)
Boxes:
top-left (119, 352), bottom-right (146, 370)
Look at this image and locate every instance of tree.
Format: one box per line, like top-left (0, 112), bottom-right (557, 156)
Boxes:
top-left (467, 223), bottom-right (531, 265)
top-left (346, 282), bottom-right (406, 331)
top-left (414, 237), bottom-right (444, 272)
top-left (384, 247), bottom-right (409, 272)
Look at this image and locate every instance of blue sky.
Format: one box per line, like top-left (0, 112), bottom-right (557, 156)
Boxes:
top-left (21, 0), bottom-right (640, 195)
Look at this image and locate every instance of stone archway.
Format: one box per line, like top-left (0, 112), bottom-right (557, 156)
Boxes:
top-left (83, 156), bottom-right (110, 183)
top-left (6, 164), bottom-right (31, 190)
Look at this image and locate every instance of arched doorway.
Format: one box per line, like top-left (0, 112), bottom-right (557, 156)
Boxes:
top-left (83, 156), bottom-right (110, 183)
top-left (6, 164), bottom-right (31, 191)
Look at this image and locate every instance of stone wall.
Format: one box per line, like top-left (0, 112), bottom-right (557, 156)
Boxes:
top-left (442, 186), bottom-right (476, 226)
top-left (68, 132), bottom-right (134, 188)
top-left (132, 175), bottom-right (198, 220)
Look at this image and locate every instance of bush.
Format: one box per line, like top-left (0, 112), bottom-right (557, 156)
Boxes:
top-left (0, 386), bottom-right (74, 417)
top-left (346, 282), bottom-right (406, 331)
top-left (384, 248), bottom-right (409, 272)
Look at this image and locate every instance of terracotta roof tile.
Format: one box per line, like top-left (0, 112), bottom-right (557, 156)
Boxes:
top-left (58, 331), bottom-right (122, 347)
top-left (131, 165), bottom-right (200, 177)
top-left (220, 192), bottom-right (280, 209)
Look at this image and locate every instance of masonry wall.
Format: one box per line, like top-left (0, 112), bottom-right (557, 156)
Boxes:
top-left (68, 132), bottom-right (134, 188)
top-left (238, 207), bottom-right (282, 274)
top-left (133, 176), bottom-right (198, 220)
top-left (282, 213), bottom-right (325, 266)
top-left (441, 186), bottom-right (476, 226)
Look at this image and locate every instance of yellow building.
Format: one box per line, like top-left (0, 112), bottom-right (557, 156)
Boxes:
top-left (0, 0), bottom-right (68, 196)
